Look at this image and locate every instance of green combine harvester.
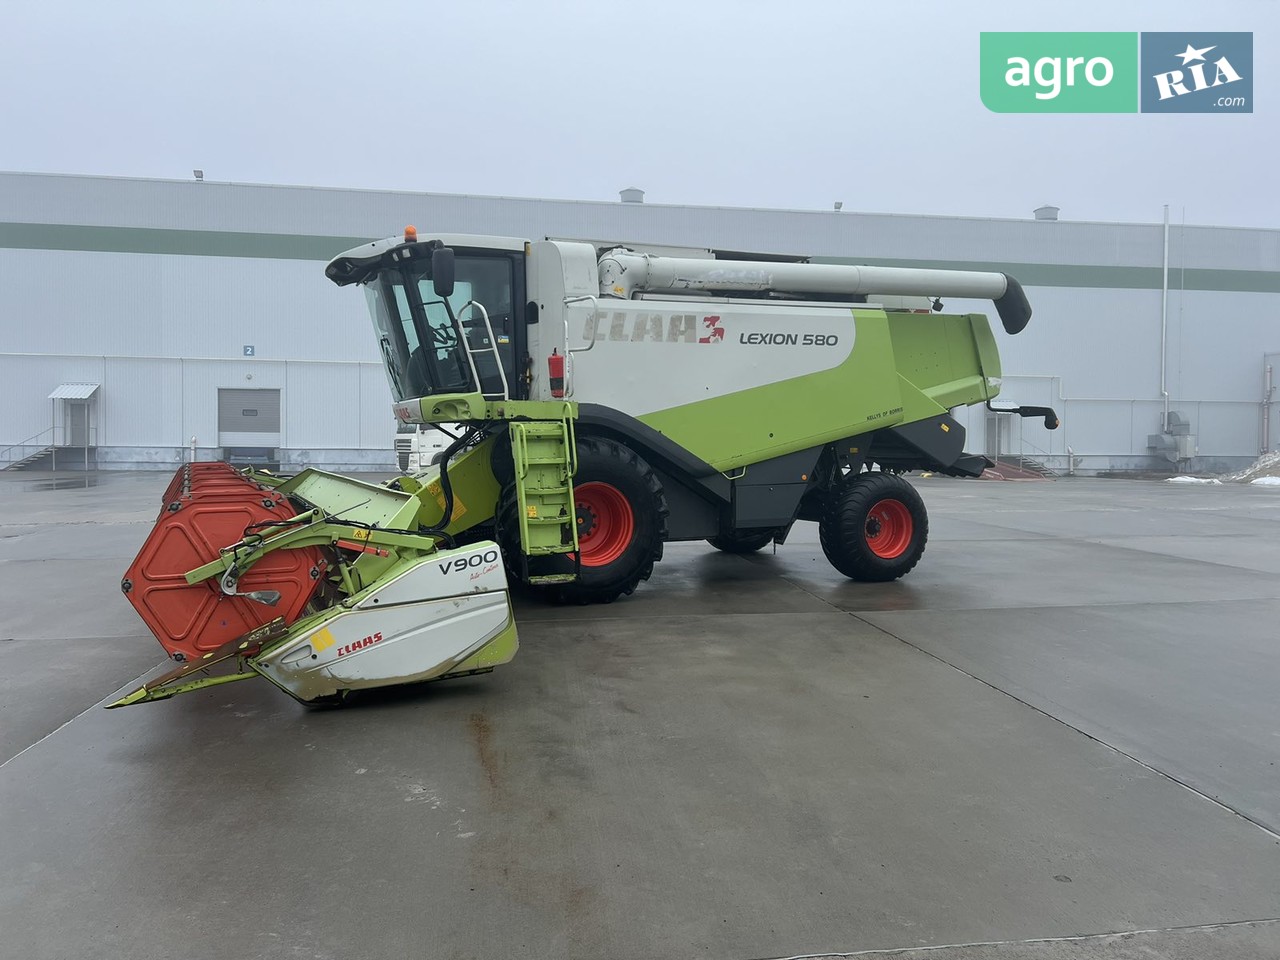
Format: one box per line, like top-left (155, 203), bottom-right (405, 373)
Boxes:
top-left (114, 228), bottom-right (1056, 708)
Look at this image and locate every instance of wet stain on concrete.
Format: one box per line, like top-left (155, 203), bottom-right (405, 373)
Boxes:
top-left (23, 477), bottom-right (102, 492)
top-left (469, 711), bottom-right (500, 794)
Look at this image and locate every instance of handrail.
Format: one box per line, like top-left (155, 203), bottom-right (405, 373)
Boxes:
top-left (1, 427), bottom-right (56, 467)
top-left (1, 426), bottom-right (55, 458)
top-left (561, 402), bottom-right (578, 478)
top-left (563, 296), bottom-right (599, 355)
top-left (561, 295), bottom-right (600, 399)
top-left (1015, 420), bottom-right (1057, 474)
top-left (455, 299), bottom-right (510, 401)
top-left (2, 425), bottom-right (100, 470)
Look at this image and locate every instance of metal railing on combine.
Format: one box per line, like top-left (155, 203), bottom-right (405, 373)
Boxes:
top-left (561, 295), bottom-right (600, 398)
top-left (455, 300), bottom-right (510, 401)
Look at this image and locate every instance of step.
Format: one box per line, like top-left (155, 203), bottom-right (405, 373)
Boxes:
top-left (528, 573), bottom-right (578, 585)
top-left (3, 447), bottom-right (55, 471)
top-left (991, 456), bottom-right (1058, 480)
top-left (521, 484), bottom-right (571, 496)
top-left (509, 420), bottom-right (578, 568)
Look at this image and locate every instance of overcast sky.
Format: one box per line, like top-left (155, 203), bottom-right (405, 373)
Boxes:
top-left (2, 1), bottom-right (1276, 228)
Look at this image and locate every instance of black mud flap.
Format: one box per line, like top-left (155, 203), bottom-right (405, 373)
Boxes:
top-left (867, 414), bottom-right (990, 478)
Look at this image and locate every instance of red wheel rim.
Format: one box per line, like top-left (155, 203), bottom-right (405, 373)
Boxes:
top-left (866, 498), bottom-right (913, 559)
top-left (574, 482), bottom-right (635, 567)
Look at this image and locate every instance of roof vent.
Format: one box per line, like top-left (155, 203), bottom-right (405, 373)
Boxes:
top-left (1034, 204), bottom-right (1059, 221)
top-left (619, 187), bottom-right (645, 204)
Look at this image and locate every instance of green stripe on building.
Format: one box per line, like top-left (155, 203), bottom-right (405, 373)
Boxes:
top-left (0, 222), bottom-right (373, 262)
top-left (1, 221), bottom-right (1276, 292)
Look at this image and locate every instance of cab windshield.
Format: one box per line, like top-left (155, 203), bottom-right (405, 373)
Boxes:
top-left (365, 254), bottom-right (515, 402)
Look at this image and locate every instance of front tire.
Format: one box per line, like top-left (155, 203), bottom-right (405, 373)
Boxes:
top-left (496, 436), bottom-right (668, 604)
top-left (819, 472), bottom-right (928, 581)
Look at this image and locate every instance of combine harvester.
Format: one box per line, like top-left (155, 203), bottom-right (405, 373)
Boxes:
top-left (112, 229), bottom-right (1056, 708)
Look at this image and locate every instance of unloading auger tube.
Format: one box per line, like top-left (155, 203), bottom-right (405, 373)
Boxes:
top-left (597, 249), bottom-right (1033, 335)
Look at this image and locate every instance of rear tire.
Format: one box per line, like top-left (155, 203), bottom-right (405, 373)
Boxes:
top-left (707, 528), bottom-right (776, 554)
top-left (496, 436), bottom-right (668, 604)
top-left (819, 472), bottom-right (927, 581)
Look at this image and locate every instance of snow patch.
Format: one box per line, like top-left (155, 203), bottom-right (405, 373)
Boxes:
top-left (1250, 476), bottom-right (1280, 486)
top-left (1165, 476), bottom-right (1222, 484)
top-left (1225, 451), bottom-right (1280, 483)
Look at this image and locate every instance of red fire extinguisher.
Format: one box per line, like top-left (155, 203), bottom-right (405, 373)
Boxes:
top-left (548, 349), bottom-right (565, 398)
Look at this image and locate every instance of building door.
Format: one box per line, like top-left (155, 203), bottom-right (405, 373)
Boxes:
top-left (217, 388), bottom-right (281, 460)
top-left (68, 401), bottom-right (89, 446)
top-left (984, 412), bottom-right (1012, 459)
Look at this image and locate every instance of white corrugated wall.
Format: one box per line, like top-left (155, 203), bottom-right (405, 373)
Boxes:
top-left (1, 172), bottom-right (1276, 471)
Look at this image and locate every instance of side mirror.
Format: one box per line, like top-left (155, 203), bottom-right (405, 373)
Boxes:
top-left (431, 248), bottom-right (455, 299)
top-left (987, 402), bottom-right (1060, 431)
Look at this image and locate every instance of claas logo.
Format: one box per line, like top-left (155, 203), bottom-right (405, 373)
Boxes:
top-left (698, 316), bottom-right (724, 344)
top-left (337, 632), bottom-right (383, 657)
top-left (583, 311), bottom-right (726, 344)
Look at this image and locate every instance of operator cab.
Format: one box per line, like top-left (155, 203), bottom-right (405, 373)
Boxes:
top-left (326, 230), bottom-right (528, 408)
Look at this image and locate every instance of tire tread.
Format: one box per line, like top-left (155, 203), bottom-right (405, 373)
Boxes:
top-left (818, 472), bottom-right (928, 582)
top-left (496, 435), bottom-right (668, 604)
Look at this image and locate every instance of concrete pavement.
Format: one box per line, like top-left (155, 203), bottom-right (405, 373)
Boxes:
top-left (2, 472), bottom-right (1278, 960)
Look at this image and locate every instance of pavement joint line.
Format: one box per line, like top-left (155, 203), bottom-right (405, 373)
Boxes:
top-left (928, 536), bottom-right (1057, 542)
top-left (0, 520), bottom-right (152, 526)
top-left (1055, 536), bottom-right (1280, 576)
top-left (849, 613), bottom-right (1280, 843)
top-left (517, 610), bottom-right (854, 625)
top-left (947, 516), bottom-right (1280, 534)
top-left (933, 527), bottom-right (1280, 577)
top-left (1, 633), bottom-right (155, 642)
top-left (2, 636), bottom-right (148, 643)
top-left (767, 577), bottom-right (1279, 616)
top-left (774, 578), bottom-right (845, 615)
top-left (0, 660), bottom-right (167, 770)
top-left (953, 594), bottom-right (1280, 613)
top-left (747, 916), bottom-right (1280, 960)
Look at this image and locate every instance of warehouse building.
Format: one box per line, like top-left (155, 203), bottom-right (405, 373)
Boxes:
top-left (2, 171), bottom-right (1276, 474)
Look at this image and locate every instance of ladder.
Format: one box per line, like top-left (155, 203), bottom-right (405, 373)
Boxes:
top-left (455, 300), bottom-right (511, 401)
top-left (508, 417), bottom-right (579, 584)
